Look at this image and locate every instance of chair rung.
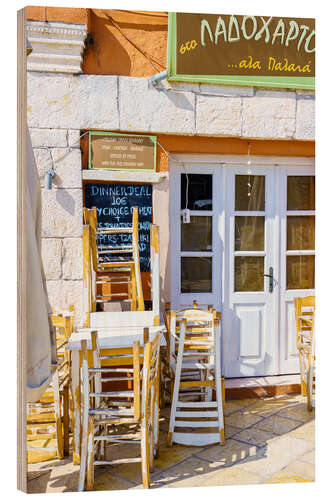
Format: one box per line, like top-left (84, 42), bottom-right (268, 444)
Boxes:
top-left (94, 458), bottom-right (141, 466)
top-left (94, 434), bottom-right (140, 441)
top-left (97, 293), bottom-right (130, 299)
top-left (89, 408), bottom-right (134, 416)
top-left (172, 432), bottom-right (221, 446)
top-left (175, 420), bottom-right (219, 427)
top-left (176, 401), bottom-right (218, 408)
top-left (89, 391), bottom-right (134, 398)
top-left (175, 410), bottom-right (218, 418)
top-left (89, 368), bottom-right (134, 373)
top-left (99, 377), bottom-right (134, 382)
top-left (98, 249), bottom-right (133, 254)
top-left (97, 228), bottom-right (133, 234)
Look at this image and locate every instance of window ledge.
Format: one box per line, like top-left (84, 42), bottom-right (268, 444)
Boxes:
top-left (82, 170), bottom-right (168, 183)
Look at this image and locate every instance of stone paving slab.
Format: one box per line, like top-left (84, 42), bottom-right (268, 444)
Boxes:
top-left (251, 414), bottom-right (302, 435)
top-left (27, 394), bottom-right (315, 492)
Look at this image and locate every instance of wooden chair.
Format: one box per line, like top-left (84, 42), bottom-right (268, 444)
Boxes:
top-left (27, 307), bottom-right (74, 462)
top-left (294, 296), bottom-right (315, 399)
top-left (168, 307), bottom-right (225, 447)
top-left (306, 314), bottom-right (315, 411)
top-left (78, 331), bottom-right (160, 491)
top-left (83, 206), bottom-right (144, 311)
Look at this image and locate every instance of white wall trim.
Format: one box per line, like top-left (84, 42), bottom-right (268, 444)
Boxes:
top-left (27, 21), bottom-right (87, 74)
top-left (82, 169), bottom-right (167, 184)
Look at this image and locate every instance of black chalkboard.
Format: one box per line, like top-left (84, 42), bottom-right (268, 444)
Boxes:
top-left (84, 183), bottom-right (152, 272)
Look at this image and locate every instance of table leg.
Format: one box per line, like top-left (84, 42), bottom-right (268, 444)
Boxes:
top-left (71, 350), bottom-right (81, 464)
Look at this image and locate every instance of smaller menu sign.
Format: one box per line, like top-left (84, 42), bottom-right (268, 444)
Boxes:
top-left (89, 131), bottom-right (157, 172)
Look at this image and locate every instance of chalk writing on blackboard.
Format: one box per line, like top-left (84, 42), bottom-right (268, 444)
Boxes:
top-left (84, 183), bottom-right (153, 272)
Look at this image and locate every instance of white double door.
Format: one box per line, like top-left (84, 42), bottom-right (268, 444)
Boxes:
top-left (170, 157), bottom-right (315, 377)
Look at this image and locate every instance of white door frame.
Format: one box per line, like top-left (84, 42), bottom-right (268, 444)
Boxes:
top-left (169, 154), bottom-right (315, 377)
top-left (279, 164), bottom-right (316, 374)
top-left (170, 161), bottom-right (223, 311)
top-left (223, 163), bottom-right (279, 377)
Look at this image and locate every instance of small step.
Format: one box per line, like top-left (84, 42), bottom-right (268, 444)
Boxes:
top-left (225, 374), bottom-right (301, 399)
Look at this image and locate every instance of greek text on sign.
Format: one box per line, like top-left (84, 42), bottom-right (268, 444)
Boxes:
top-left (167, 12), bottom-right (315, 89)
top-left (89, 131), bottom-right (157, 172)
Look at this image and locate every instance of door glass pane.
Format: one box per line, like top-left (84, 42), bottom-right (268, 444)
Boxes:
top-left (181, 257), bottom-right (212, 293)
top-left (234, 256), bottom-right (264, 292)
top-left (181, 174), bottom-right (212, 210)
top-left (235, 175), bottom-right (265, 211)
top-left (287, 216), bottom-right (315, 250)
top-left (287, 255), bottom-right (315, 289)
top-left (235, 216), bottom-right (265, 251)
top-left (287, 176), bottom-right (315, 210)
top-left (181, 216), bottom-right (212, 251)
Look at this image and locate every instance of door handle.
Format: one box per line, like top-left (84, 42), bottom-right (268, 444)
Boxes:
top-left (263, 266), bottom-right (274, 293)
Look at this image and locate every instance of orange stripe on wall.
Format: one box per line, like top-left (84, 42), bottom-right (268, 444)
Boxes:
top-left (81, 131), bottom-right (315, 172)
top-left (156, 135), bottom-right (315, 172)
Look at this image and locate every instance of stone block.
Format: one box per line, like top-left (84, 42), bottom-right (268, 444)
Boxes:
top-left (295, 97), bottom-right (315, 140)
top-left (30, 128), bottom-right (67, 147)
top-left (62, 238), bottom-right (83, 280)
top-left (67, 129), bottom-right (81, 148)
top-left (33, 148), bottom-right (53, 187)
top-left (41, 188), bottom-right (83, 237)
top-left (51, 148), bottom-right (82, 189)
top-left (27, 73), bottom-right (119, 130)
top-left (70, 75), bottom-right (119, 129)
top-left (41, 238), bottom-right (62, 279)
top-left (119, 77), bottom-right (195, 134)
top-left (45, 280), bottom-right (83, 327)
top-left (196, 95), bottom-right (242, 136)
top-left (242, 90), bottom-right (296, 139)
top-left (200, 84), bottom-right (254, 97)
top-left (28, 73), bottom-right (73, 128)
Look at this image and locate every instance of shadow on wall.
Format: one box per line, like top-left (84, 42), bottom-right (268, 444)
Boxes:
top-left (56, 189), bottom-right (75, 216)
top-left (82, 9), bottom-right (167, 76)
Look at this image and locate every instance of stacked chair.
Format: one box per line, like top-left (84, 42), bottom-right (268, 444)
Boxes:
top-left (27, 306), bottom-right (74, 462)
top-left (294, 296), bottom-right (315, 411)
top-left (83, 206), bottom-right (144, 311)
top-left (166, 303), bottom-right (225, 447)
top-left (78, 330), bottom-right (160, 491)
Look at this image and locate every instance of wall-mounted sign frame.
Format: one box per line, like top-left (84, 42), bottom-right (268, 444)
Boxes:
top-left (167, 12), bottom-right (315, 90)
top-left (88, 131), bottom-right (157, 172)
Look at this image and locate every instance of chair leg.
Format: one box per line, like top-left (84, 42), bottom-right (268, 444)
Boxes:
top-left (86, 417), bottom-right (95, 491)
top-left (299, 352), bottom-right (307, 396)
top-left (221, 377), bottom-right (226, 419)
top-left (141, 420), bottom-right (150, 488)
top-left (53, 370), bottom-right (64, 459)
top-left (63, 386), bottom-right (70, 457)
top-left (219, 377), bottom-right (226, 444)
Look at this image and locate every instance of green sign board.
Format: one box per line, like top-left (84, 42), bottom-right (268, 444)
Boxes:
top-left (167, 12), bottom-right (315, 90)
top-left (88, 131), bottom-right (157, 172)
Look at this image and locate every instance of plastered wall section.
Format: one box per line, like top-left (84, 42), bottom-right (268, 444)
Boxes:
top-left (27, 72), bottom-right (315, 326)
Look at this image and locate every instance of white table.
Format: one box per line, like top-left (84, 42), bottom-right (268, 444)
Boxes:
top-left (67, 325), bottom-right (166, 464)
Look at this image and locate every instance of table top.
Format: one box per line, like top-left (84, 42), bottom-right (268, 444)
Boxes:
top-left (67, 325), bottom-right (166, 350)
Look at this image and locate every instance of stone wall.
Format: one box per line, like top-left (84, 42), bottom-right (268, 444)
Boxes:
top-left (28, 73), bottom-right (315, 140)
top-left (30, 127), bottom-right (84, 325)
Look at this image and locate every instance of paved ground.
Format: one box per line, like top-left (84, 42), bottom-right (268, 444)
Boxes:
top-left (27, 393), bottom-right (315, 492)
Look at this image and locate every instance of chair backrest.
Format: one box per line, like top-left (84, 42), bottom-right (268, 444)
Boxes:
top-left (141, 334), bottom-right (160, 424)
top-left (86, 331), bottom-right (143, 421)
top-left (51, 307), bottom-right (74, 385)
top-left (294, 296), bottom-right (315, 349)
top-left (169, 307), bottom-right (217, 372)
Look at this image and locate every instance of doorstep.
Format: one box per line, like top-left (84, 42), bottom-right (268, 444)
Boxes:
top-left (225, 374), bottom-right (301, 400)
